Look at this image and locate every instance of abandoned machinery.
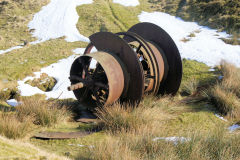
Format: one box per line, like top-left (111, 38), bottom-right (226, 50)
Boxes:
top-left (68, 22), bottom-right (182, 107)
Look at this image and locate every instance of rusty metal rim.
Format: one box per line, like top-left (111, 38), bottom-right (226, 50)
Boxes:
top-left (81, 52), bottom-right (124, 105)
top-left (88, 32), bottom-right (144, 105)
top-left (118, 31), bottom-right (161, 95)
top-left (127, 22), bottom-right (182, 95)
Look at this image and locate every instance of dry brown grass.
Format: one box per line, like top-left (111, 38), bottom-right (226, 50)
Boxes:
top-left (0, 113), bottom-right (33, 139)
top-left (0, 96), bottom-right (72, 139)
top-left (79, 126), bottom-right (240, 160)
top-left (96, 98), bottom-right (173, 134)
top-left (205, 61), bottom-right (240, 121)
top-left (16, 97), bottom-right (71, 127)
top-left (181, 78), bottom-right (199, 96)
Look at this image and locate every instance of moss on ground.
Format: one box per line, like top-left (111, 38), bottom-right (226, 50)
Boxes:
top-left (182, 59), bottom-right (218, 85)
top-left (25, 73), bottom-right (57, 92)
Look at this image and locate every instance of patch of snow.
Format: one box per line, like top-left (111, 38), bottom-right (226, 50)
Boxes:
top-left (0, 46), bottom-right (23, 55)
top-left (113, 0), bottom-right (139, 6)
top-left (28, 0), bottom-right (93, 42)
top-left (0, 40), bottom-right (45, 55)
top-left (6, 99), bottom-right (21, 107)
top-left (68, 144), bottom-right (94, 148)
top-left (218, 75), bottom-right (224, 80)
top-left (29, 40), bottom-right (45, 45)
top-left (72, 48), bottom-right (86, 55)
top-left (215, 114), bottom-right (227, 122)
top-left (3, 88), bottom-right (8, 91)
top-left (152, 137), bottom-right (190, 145)
top-left (139, 12), bottom-right (240, 67)
top-left (228, 124), bottom-right (240, 132)
top-left (17, 48), bottom-right (86, 99)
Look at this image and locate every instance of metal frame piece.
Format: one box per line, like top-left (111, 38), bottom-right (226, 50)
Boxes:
top-left (127, 22), bottom-right (182, 95)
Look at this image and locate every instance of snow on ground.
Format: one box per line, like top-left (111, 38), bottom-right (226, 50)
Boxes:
top-left (113, 0), bottom-right (139, 6)
top-left (215, 114), bottom-right (227, 122)
top-left (28, 0), bottom-right (92, 42)
top-left (6, 99), bottom-right (21, 107)
top-left (139, 12), bottom-right (240, 67)
top-left (17, 48), bottom-right (86, 99)
top-left (16, 10), bottom-right (240, 99)
top-left (152, 137), bottom-right (190, 145)
top-left (68, 144), bottom-right (94, 148)
top-left (0, 0), bottom-right (92, 55)
top-left (228, 124), bottom-right (240, 132)
top-left (0, 45), bottom-right (23, 55)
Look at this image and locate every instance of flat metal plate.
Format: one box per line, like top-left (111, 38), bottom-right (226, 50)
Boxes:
top-left (127, 22), bottom-right (182, 95)
top-left (89, 32), bottom-right (144, 104)
top-left (34, 131), bottom-right (92, 139)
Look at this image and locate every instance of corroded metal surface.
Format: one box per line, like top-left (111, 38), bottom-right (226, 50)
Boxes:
top-left (127, 22), bottom-right (182, 95)
top-left (70, 52), bottom-right (124, 105)
top-left (88, 32), bottom-right (145, 104)
top-left (68, 22), bottom-right (182, 108)
top-left (34, 131), bottom-right (92, 139)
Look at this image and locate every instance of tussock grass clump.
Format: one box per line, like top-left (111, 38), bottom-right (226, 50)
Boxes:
top-left (0, 113), bottom-right (33, 139)
top-left (181, 78), bottom-right (199, 96)
top-left (79, 127), bottom-right (240, 160)
top-left (205, 61), bottom-right (240, 121)
top-left (209, 85), bottom-right (240, 118)
top-left (16, 97), bottom-right (71, 127)
top-left (96, 98), bottom-right (173, 134)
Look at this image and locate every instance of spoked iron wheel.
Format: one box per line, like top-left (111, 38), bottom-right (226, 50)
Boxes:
top-left (68, 22), bottom-right (182, 108)
top-left (69, 52), bottom-right (124, 106)
top-left (117, 32), bottom-right (165, 95)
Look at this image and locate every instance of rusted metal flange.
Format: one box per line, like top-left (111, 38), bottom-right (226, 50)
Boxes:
top-left (85, 32), bottom-right (145, 105)
top-left (69, 23), bottom-right (182, 108)
top-left (118, 31), bottom-right (164, 95)
top-left (126, 22), bottom-right (182, 95)
top-left (70, 52), bottom-right (124, 105)
top-left (34, 131), bottom-right (92, 139)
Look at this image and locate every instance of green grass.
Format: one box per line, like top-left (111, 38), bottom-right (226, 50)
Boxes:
top-left (0, 136), bottom-right (67, 159)
top-left (0, 38), bottom-right (87, 100)
top-left (77, 0), bottom-right (139, 36)
top-left (0, 0), bottom-right (50, 50)
top-left (0, 38), bottom-right (86, 81)
top-left (76, 0), bottom-right (153, 37)
top-left (182, 59), bottom-right (218, 85)
top-left (0, 0), bottom-right (239, 159)
top-left (145, 0), bottom-right (240, 36)
top-left (30, 126), bottom-right (105, 159)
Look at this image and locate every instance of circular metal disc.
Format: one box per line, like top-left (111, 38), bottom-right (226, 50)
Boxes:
top-left (70, 52), bottom-right (124, 106)
top-left (127, 22), bottom-right (182, 95)
top-left (83, 52), bottom-right (124, 105)
top-left (88, 32), bottom-right (145, 104)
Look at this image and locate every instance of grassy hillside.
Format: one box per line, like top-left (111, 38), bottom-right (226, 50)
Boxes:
top-left (0, 0), bottom-right (240, 159)
top-left (147, 0), bottom-right (240, 36)
top-left (76, 0), bottom-right (149, 36)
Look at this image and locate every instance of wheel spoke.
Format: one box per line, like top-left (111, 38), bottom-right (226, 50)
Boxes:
top-left (136, 44), bottom-right (142, 53)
